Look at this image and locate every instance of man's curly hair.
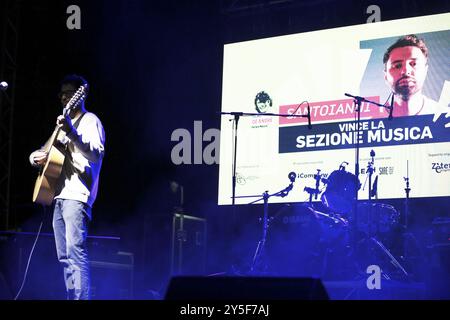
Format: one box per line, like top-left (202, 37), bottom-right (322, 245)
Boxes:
top-left (383, 34), bottom-right (428, 67)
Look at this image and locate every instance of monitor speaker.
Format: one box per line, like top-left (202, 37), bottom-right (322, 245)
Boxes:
top-left (164, 276), bottom-right (329, 300)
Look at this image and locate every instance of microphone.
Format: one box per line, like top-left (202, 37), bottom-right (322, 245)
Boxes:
top-left (288, 172), bottom-right (296, 183)
top-left (388, 92), bottom-right (394, 120)
top-left (344, 93), bottom-right (364, 101)
top-left (280, 172), bottom-right (296, 197)
top-left (307, 104), bottom-right (312, 129)
top-left (0, 81), bottom-right (8, 91)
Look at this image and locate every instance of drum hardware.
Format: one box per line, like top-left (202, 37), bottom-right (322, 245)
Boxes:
top-left (304, 187), bottom-right (321, 204)
top-left (371, 176), bottom-right (378, 199)
top-left (355, 202), bottom-right (399, 235)
top-left (319, 149), bottom-right (409, 280)
top-left (368, 149), bottom-right (376, 200)
top-left (360, 149), bottom-right (378, 238)
top-left (358, 151), bottom-right (409, 280)
top-left (265, 203), bottom-right (349, 278)
top-left (314, 169), bottom-right (321, 200)
top-left (247, 156), bottom-right (412, 280)
top-left (403, 160), bottom-right (411, 230)
top-left (362, 150), bottom-right (377, 201)
top-left (234, 172), bottom-right (297, 274)
top-left (355, 236), bottom-right (410, 281)
top-left (304, 169), bottom-right (323, 204)
top-left (256, 171), bottom-right (352, 278)
top-left (402, 160), bottom-right (413, 263)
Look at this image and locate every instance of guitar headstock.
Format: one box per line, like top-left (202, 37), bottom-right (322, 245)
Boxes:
top-left (62, 83), bottom-right (88, 116)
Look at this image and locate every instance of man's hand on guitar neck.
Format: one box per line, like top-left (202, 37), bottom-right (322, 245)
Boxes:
top-left (57, 114), bottom-right (76, 136)
top-left (31, 150), bottom-right (48, 166)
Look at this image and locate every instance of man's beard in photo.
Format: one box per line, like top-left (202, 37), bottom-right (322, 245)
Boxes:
top-left (395, 76), bottom-right (418, 100)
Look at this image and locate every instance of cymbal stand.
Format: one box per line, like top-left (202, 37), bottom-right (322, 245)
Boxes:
top-left (367, 150), bottom-right (376, 236)
top-left (370, 237), bottom-right (409, 278)
top-left (368, 150), bottom-right (375, 202)
top-left (402, 160), bottom-right (413, 264)
top-left (360, 161), bottom-right (412, 281)
top-left (359, 152), bottom-right (409, 280)
top-left (404, 160), bottom-right (411, 231)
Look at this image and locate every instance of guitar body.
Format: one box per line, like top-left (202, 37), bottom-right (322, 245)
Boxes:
top-left (32, 145), bottom-right (65, 206)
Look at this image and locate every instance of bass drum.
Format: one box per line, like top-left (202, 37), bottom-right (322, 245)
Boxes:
top-left (321, 170), bottom-right (360, 214)
top-left (356, 202), bottom-right (400, 236)
top-left (265, 204), bottom-right (348, 277)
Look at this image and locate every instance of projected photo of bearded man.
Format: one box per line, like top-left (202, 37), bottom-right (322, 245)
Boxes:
top-left (383, 34), bottom-right (441, 117)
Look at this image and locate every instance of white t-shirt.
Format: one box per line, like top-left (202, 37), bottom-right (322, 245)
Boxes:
top-left (419, 95), bottom-right (443, 115)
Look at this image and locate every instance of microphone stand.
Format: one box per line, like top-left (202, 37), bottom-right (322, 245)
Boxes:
top-left (344, 93), bottom-right (392, 247)
top-left (220, 103), bottom-right (311, 274)
top-left (220, 108), bottom-right (311, 212)
top-left (235, 179), bottom-right (294, 274)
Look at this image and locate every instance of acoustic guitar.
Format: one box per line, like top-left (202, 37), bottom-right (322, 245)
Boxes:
top-left (32, 84), bottom-right (87, 205)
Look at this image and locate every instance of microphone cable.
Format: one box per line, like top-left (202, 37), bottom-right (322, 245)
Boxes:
top-left (291, 100), bottom-right (311, 128)
top-left (13, 205), bottom-right (47, 300)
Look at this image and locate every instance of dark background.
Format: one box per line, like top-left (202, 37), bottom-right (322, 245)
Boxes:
top-left (0, 0), bottom-right (449, 299)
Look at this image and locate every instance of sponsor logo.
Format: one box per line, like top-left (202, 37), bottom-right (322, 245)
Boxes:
top-left (378, 166), bottom-right (394, 175)
top-left (236, 172), bottom-right (259, 185)
top-left (360, 166), bottom-right (394, 175)
top-left (254, 91), bottom-right (273, 114)
top-left (298, 172), bottom-right (329, 179)
top-left (432, 162), bottom-right (450, 173)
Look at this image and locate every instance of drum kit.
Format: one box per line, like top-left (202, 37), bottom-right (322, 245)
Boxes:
top-left (253, 160), bottom-right (409, 280)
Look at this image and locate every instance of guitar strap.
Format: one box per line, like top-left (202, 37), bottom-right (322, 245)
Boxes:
top-left (72, 112), bottom-right (86, 130)
top-left (62, 112), bottom-right (87, 157)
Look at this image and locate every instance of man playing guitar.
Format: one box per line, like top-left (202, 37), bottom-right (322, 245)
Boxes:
top-left (29, 74), bottom-right (105, 300)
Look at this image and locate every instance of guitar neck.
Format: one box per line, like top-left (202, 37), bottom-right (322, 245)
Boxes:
top-left (44, 102), bottom-right (75, 152)
top-left (42, 84), bottom-right (87, 153)
top-left (43, 125), bottom-right (63, 153)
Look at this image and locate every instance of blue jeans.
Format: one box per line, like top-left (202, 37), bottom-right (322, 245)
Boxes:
top-left (52, 199), bottom-right (91, 300)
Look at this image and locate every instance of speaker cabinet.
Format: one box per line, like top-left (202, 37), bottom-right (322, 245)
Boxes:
top-left (143, 213), bottom-right (207, 292)
top-left (90, 251), bottom-right (134, 300)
